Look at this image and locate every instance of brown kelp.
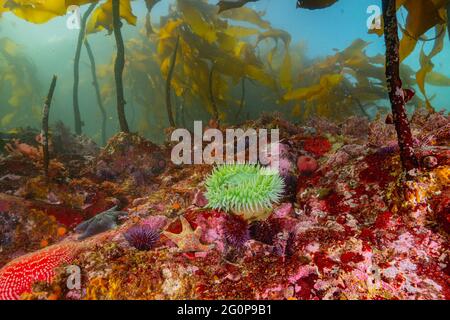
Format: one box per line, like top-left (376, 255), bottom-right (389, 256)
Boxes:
top-left (155, 0), bottom-right (275, 124)
top-left (0, 1), bottom-right (448, 301)
top-left (0, 38), bottom-right (41, 129)
top-left (41, 75), bottom-right (58, 179)
top-left (382, 0), bottom-right (418, 173)
top-left (212, 0), bottom-right (448, 171)
top-left (3, 0), bottom-right (444, 140)
top-left (84, 39), bottom-right (107, 145)
top-left (1, 0), bottom-right (139, 134)
top-left (73, 3), bottom-right (96, 135)
top-left (165, 35), bottom-right (180, 127)
top-left (112, 0), bottom-right (130, 133)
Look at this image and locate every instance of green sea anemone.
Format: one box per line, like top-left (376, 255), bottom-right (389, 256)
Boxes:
top-left (205, 164), bottom-right (285, 221)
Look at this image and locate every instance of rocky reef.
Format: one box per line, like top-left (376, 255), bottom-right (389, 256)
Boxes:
top-left (0, 110), bottom-right (448, 300)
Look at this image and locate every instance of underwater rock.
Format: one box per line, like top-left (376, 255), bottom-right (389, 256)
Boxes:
top-left (151, 156), bottom-right (167, 176)
top-left (0, 174), bottom-right (21, 182)
top-left (341, 116), bottom-right (369, 139)
top-left (433, 189), bottom-right (450, 233)
top-left (324, 144), bottom-right (366, 169)
top-left (142, 215), bottom-right (168, 230)
top-left (368, 119), bottom-right (397, 147)
top-left (95, 132), bottom-right (167, 183)
top-left (75, 206), bottom-right (127, 240)
top-left (277, 145), bottom-right (295, 177)
top-left (95, 160), bottom-right (117, 180)
top-left (257, 112), bottom-right (303, 137)
top-left (183, 210), bottom-right (227, 254)
top-left (0, 212), bottom-right (19, 249)
top-left (422, 111), bottom-right (449, 133)
top-left (340, 144), bottom-right (366, 158)
top-left (376, 142), bottom-right (399, 156)
top-left (4, 139), bottom-right (41, 160)
top-left (306, 117), bottom-right (340, 136)
top-left (411, 108), bottom-right (430, 128)
top-left (2, 112), bottom-right (449, 300)
top-left (326, 151), bottom-right (351, 169)
top-left (0, 128), bottom-right (40, 156)
top-left (297, 156), bottom-right (318, 175)
top-left (273, 203), bottom-right (293, 218)
top-left (52, 121), bottom-right (99, 158)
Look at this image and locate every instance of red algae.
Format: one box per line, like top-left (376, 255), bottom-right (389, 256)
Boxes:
top-left (374, 211), bottom-right (393, 230)
top-left (313, 252), bottom-right (336, 273)
top-left (0, 114), bottom-right (448, 301)
top-left (303, 137), bottom-right (332, 157)
top-left (359, 153), bottom-right (397, 188)
top-left (323, 191), bottom-right (350, 215)
top-left (340, 252), bottom-right (364, 264)
top-left (0, 0), bottom-right (449, 303)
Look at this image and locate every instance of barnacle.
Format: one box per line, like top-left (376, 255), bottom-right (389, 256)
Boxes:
top-left (205, 164), bottom-right (284, 221)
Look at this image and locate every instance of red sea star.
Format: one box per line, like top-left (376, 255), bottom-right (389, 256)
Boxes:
top-left (0, 242), bottom-right (80, 300)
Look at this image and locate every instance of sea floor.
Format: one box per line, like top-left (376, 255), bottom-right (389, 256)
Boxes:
top-left (0, 110), bottom-right (448, 300)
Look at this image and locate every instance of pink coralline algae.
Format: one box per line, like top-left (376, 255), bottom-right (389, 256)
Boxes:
top-left (1, 113), bottom-right (448, 300)
top-left (142, 215), bottom-right (168, 230)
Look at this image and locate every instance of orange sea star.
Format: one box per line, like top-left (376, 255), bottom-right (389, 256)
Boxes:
top-left (163, 216), bottom-right (214, 252)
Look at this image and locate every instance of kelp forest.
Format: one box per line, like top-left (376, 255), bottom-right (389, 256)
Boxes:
top-left (0, 0), bottom-right (449, 301)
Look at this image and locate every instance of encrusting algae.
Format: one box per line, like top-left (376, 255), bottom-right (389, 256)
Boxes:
top-left (0, 0), bottom-right (449, 301)
top-left (0, 109), bottom-right (448, 300)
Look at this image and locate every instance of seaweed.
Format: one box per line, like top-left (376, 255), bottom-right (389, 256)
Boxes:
top-left (73, 3), bottom-right (96, 135)
top-left (382, 0), bottom-right (418, 173)
top-left (112, 0), bottom-right (130, 133)
top-left (165, 35), bottom-right (180, 127)
top-left (41, 75), bottom-right (58, 179)
top-left (84, 39), bottom-right (107, 145)
top-left (0, 0), bottom-right (448, 301)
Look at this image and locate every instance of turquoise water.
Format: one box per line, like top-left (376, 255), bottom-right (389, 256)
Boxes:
top-left (0, 0), bottom-right (448, 144)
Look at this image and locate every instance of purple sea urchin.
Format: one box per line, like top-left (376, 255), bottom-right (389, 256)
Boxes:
top-left (222, 214), bottom-right (250, 248)
top-left (249, 219), bottom-right (283, 245)
top-left (123, 224), bottom-right (160, 251)
top-left (205, 164), bottom-right (285, 221)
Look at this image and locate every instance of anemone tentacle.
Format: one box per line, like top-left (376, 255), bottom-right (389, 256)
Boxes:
top-left (205, 164), bottom-right (284, 221)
